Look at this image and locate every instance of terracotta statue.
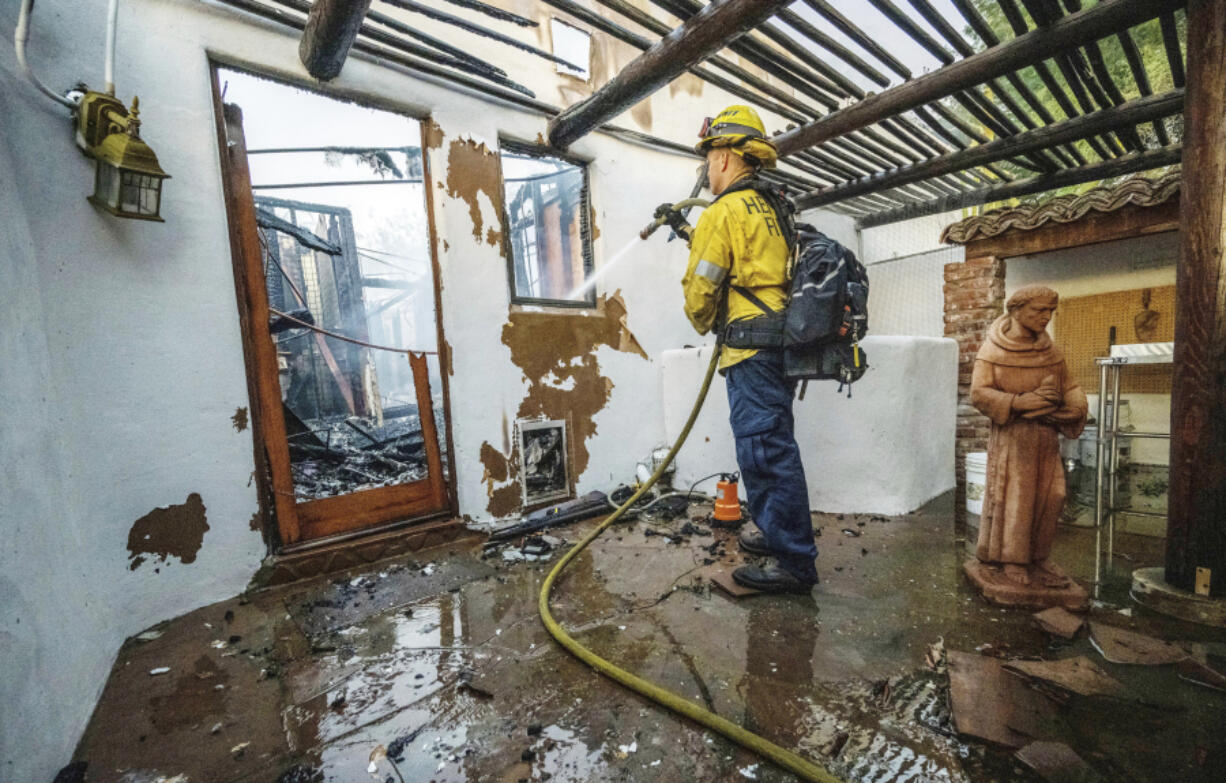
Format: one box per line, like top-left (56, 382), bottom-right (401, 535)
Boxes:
top-left (969, 285), bottom-right (1088, 595)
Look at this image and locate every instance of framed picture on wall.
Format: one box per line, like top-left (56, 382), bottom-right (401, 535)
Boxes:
top-left (518, 419), bottom-right (570, 506)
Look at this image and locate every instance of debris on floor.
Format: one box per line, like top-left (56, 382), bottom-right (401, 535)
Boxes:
top-left (487, 491), bottom-right (609, 542)
top-left (1089, 621), bottom-right (1191, 665)
top-left (1175, 658), bottom-right (1226, 692)
top-left (702, 563), bottom-right (760, 598)
top-left (1004, 656), bottom-right (1125, 698)
top-left (1033, 606), bottom-right (1086, 639)
top-left (1014, 740), bottom-right (1101, 783)
top-left (925, 637), bottom-right (947, 673)
top-left (947, 650), bottom-right (1062, 749)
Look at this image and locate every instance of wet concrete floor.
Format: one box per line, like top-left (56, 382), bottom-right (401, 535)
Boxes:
top-left (69, 493), bottom-right (1226, 782)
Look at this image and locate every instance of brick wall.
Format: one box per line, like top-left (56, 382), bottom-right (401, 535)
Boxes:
top-left (943, 254), bottom-right (1005, 516)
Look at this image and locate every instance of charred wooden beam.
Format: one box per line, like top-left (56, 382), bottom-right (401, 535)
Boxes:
top-left (1117, 28), bottom-right (1171, 146)
top-left (1167, 0), bottom-right (1226, 596)
top-left (366, 8), bottom-right (508, 77)
top-left (546, 0), bottom-right (817, 124)
top-left (855, 144), bottom-right (1181, 228)
top-left (645, 0), bottom-right (974, 178)
top-left (273, 0), bottom-right (530, 93)
top-left (1023, 0), bottom-right (1142, 152)
top-left (647, 0), bottom-right (845, 105)
top-left (798, 90), bottom-right (1184, 210)
top-left (920, 0), bottom-right (1081, 167)
top-left (988, 0), bottom-right (1113, 159)
top-left (775, 0), bottom-right (1186, 158)
top-left (803, 0), bottom-right (910, 79)
top-left (381, 0), bottom-right (578, 68)
top-left (776, 7), bottom-right (890, 88)
top-left (438, 0), bottom-right (537, 27)
top-left (588, 0), bottom-right (823, 121)
top-left (1159, 12), bottom-right (1187, 88)
top-left (299, 0), bottom-right (373, 80)
top-left (547, 0), bottom-right (791, 149)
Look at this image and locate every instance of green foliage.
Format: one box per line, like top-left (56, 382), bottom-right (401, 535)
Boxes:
top-left (949, 1), bottom-right (1186, 215)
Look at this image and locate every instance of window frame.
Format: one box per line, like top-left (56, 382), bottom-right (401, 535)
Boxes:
top-left (498, 138), bottom-right (597, 309)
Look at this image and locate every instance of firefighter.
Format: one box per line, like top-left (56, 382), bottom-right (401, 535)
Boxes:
top-left (658, 105), bottom-right (819, 594)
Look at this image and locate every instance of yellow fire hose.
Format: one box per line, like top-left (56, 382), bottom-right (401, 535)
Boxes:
top-left (538, 344), bottom-right (843, 783)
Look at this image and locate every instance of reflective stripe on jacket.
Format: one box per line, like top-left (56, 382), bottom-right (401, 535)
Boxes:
top-left (681, 178), bottom-right (790, 370)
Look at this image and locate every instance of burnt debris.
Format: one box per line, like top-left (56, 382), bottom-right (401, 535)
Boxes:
top-left (288, 404), bottom-right (433, 499)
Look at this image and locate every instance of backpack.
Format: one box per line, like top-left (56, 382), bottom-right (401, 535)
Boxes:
top-left (719, 179), bottom-right (871, 398)
top-left (780, 224), bottom-right (870, 397)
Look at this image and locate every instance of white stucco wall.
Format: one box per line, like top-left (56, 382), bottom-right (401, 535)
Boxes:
top-left (661, 337), bottom-right (958, 517)
top-left (0, 1), bottom-right (824, 777)
top-left (856, 209), bottom-right (965, 338)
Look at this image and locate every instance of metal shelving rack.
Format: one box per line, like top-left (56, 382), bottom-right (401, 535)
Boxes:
top-left (1093, 342), bottom-right (1174, 597)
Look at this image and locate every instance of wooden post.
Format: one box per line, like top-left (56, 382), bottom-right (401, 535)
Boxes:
top-left (1167, 0), bottom-right (1226, 597)
top-left (299, 0), bottom-right (373, 80)
top-left (547, 0), bottom-right (791, 149)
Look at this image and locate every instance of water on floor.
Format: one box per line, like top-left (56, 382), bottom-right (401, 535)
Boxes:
top-left (68, 493), bottom-right (1226, 782)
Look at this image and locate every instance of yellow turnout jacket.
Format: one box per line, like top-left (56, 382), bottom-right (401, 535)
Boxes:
top-left (682, 176), bottom-right (790, 370)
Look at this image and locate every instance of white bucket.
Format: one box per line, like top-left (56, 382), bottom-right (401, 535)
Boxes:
top-left (966, 452), bottom-right (988, 516)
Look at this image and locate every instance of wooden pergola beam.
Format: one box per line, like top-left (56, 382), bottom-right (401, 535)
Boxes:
top-left (798, 90), bottom-right (1184, 210)
top-left (547, 0), bottom-right (791, 150)
top-left (299, 0), bottom-right (373, 80)
top-left (854, 145), bottom-right (1182, 229)
top-left (1167, 0), bottom-right (1226, 597)
top-left (775, 0), bottom-right (1187, 158)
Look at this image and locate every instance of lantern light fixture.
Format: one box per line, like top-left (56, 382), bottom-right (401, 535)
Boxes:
top-left (77, 93), bottom-right (170, 221)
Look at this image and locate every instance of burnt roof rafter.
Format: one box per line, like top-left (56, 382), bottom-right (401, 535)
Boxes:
top-left (797, 90), bottom-right (1184, 211)
top-left (220, 0), bottom-right (1189, 230)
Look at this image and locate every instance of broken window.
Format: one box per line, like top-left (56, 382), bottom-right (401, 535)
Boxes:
top-left (550, 18), bottom-right (591, 80)
top-left (500, 142), bottom-right (594, 306)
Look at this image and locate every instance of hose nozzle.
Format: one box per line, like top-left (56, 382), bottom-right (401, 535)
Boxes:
top-left (639, 197), bottom-right (711, 241)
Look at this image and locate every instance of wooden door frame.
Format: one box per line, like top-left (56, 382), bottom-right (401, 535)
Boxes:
top-left (210, 63), bottom-right (456, 548)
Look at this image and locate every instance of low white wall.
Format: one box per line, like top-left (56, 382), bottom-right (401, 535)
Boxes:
top-left (661, 337), bottom-right (958, 516)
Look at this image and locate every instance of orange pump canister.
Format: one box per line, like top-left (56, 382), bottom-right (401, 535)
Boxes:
top-left (713, 474), bottom-right (742, 523)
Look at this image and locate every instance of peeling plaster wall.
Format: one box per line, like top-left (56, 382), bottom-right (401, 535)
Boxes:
top-left (0, 1), bottom-right (785, 777)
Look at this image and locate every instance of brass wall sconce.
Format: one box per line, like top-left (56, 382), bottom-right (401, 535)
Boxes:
top-left (77, 92), bottom-right (170, 221)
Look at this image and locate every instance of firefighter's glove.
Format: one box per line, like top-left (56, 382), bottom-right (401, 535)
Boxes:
top-left (653, 203), bottom-right (692, 242)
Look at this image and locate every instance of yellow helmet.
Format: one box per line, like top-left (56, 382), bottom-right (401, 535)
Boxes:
top-left (696, 104), bottom-right (778, 169)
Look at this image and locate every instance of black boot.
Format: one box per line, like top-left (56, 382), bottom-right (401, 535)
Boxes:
top-left (732, 562), bottom-right (818, 594)
top-left (737, 526), bottom-right (774, 556)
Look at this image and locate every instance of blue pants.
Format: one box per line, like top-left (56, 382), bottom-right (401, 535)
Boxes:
top-left (725, 351), bottom-right (818, 582)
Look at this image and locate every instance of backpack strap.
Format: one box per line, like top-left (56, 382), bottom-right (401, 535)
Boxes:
top-left (729, 284), bottom-right (775, 317)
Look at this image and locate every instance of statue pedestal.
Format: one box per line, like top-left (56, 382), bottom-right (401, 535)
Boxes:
top-left (964, 559), bottom-right (1089, 611)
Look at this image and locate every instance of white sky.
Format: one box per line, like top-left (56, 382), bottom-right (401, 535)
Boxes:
top-left (788, 0), bottom-right (970, 88)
